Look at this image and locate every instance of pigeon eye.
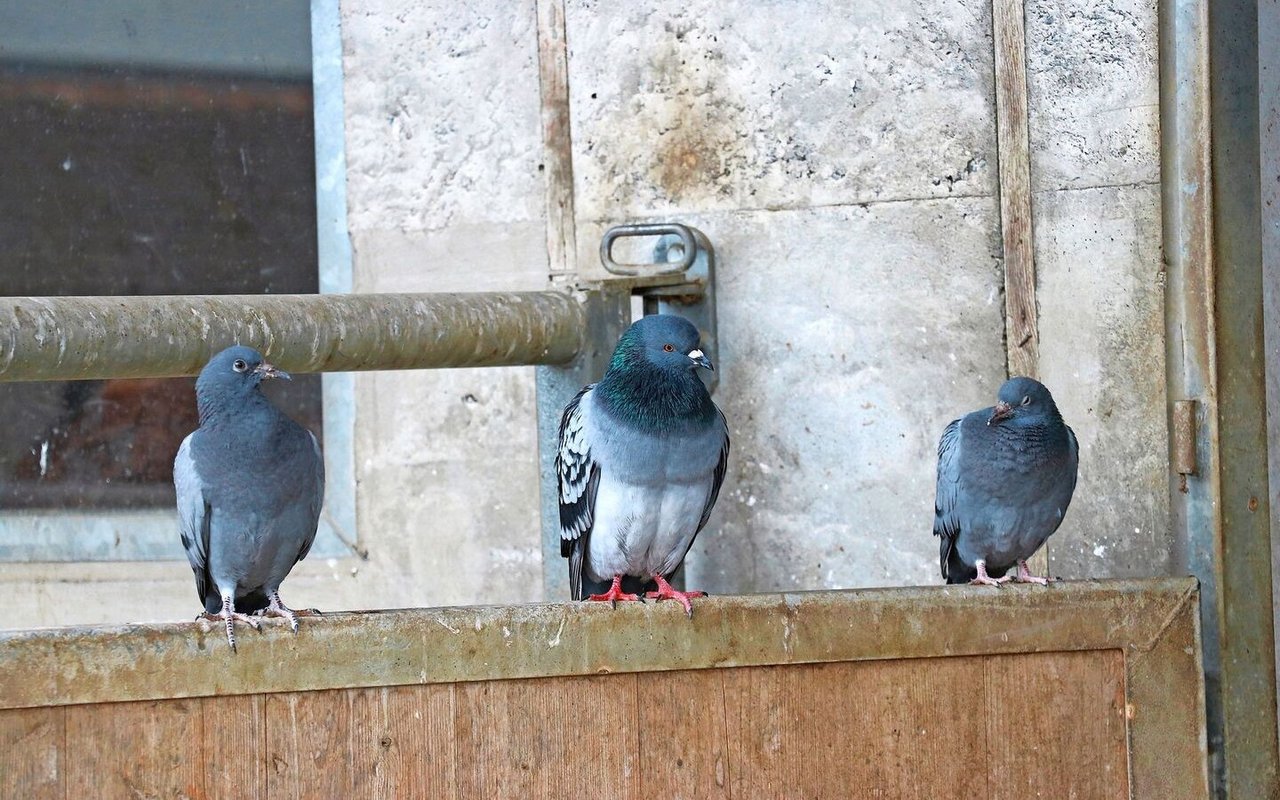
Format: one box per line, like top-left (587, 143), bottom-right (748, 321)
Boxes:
top-left (663, 344), bottom-right (675, 352)
top-left (1021, 395), bottom-right (1031, 406)
top-left (232, 359), bottom-right (248, 373)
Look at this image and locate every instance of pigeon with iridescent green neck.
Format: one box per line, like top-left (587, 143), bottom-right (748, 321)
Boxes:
top-left (556, 314), bottom-right (730, 616)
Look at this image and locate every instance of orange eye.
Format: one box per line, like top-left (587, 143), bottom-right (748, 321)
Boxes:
top-left (663, 343), bottom-right (675, 352)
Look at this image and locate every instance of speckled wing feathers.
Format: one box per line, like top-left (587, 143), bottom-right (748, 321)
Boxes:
top-left (556, 386), bottom-right (600, 600)
top-left (932, 418), bottom-right (963, 581)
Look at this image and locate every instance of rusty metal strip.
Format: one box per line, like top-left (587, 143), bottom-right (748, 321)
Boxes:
top-left (0, 577), bottom-right (1195, 710)
top-left (0, 291), bottom-right (585, 381)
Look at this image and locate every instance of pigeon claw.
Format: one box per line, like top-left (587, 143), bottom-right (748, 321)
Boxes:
top-left (969, 560), bottom-right (1011, 588)
top-left (256, 591), bottom-right (312, 633)
top-left (587, 575), bottom-right (641, 607)
top-left (1012, 560), bottom-right (1052, 586)
top-left (645, 574), bottom-right (705, 618)
top-left (200, 599), bottom-right (263, 653)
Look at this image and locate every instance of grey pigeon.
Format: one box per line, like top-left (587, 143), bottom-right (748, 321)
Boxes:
top-left (174, 345), bottom-right (324, 650)
top-left (556, 314), bottom-right (730, 616)
top-left (933, 376), bottom-right (1078, 585)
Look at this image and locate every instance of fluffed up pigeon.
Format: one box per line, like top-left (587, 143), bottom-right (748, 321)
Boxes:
top-left (933, 376), bottom-right (1078, 586)
top-left (175, 346), bottom-right (325, 650)
top-left (556, 314), bottom-right (730, 616)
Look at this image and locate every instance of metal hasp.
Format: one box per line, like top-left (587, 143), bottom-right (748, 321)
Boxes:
top-left (536, 222), bottom-right (718, 600)
top-left (0, 292), bottom-right (585, 381)
top-left (1162, 0), bottom-right (1279, 795)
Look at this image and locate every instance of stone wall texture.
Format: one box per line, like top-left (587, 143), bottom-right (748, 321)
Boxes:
top-left (3, 0), bottom-right (1172, 627)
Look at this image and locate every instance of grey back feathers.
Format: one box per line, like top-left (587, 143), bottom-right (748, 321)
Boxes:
top-left (175, 346), bottom-right (324, 615)
top-left (933, 376), bottom-right (1078, 583)
top-left (557, 315), bottom-right (729, 600)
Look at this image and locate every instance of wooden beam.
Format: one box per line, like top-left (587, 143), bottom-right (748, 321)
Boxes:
top-left (992, 0), bottom-right (1046, 578)
top-left (535, 0), bottom-right (578, 281)
top-left (992, 0), bottom-right (1038, 379)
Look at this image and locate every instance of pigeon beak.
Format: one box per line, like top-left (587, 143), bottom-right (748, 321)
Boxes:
top-left (254, 362), bottom-right (292, 381)
top-left (988, 400), bottom-right (1013, 425)
top-left (688, 349), bottom-right (714, 371)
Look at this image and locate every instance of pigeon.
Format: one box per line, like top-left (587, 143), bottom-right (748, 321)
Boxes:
top-left (174, 345), bottom-right (324, 650)
top-left (556, 314), bottom-right (730, 616)
top-left (933, 376), bottom-right (1078, 585)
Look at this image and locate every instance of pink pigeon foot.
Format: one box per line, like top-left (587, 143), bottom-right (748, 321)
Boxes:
top-left (1011, 560), bottom-right (1052, 586)
top-left (588, 575), bottom-right (641, 606)
top-left (645, 574), bottom-right (705, 618)
top-left (969, 559), bottom-right (1012, 587)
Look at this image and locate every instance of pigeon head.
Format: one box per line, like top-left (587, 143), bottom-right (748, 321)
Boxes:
top-left (609, 314), bottom-right (713, 374)
top-left (195, 345), bottom-right (290, 421)
top-left (987, 376), bottom-right (1060, 426)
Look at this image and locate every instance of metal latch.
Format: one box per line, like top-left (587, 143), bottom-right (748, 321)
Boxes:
top-left (599, 223), bottom-right (719, 393)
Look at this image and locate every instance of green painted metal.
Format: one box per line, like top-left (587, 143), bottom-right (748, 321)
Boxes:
top-left (0, 291), bottom-right (586, 381)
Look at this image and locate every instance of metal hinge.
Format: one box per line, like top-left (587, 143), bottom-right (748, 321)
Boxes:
top-left (1172, 399), bottom-right (1197, 493)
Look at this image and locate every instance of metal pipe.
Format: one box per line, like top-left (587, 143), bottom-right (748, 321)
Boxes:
top-left (0, 292), bottom-right (586, 381)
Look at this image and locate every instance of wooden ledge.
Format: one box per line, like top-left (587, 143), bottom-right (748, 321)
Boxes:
top-left (1, 577), bottom-right (1198, 710)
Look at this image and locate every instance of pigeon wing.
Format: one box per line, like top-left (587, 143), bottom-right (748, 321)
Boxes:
top-left (556, 385), bottom-right (601, 600)
top-left (932, 418), bottom-right (964, 581)
top-left (694, 407), bottom-right (731, 534)
top-left (174, 433), bottom-right (214, 606)
top-left (292, 430), bottom-right (326, 565)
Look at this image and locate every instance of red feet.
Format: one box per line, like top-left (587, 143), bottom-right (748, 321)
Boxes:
top-left (645, 574), bottom-right (705, 618)
top-left (588, 575), bottom-right (640, 606)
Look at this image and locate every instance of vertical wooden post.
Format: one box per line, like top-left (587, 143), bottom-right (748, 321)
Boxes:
top-left (992, 0), bottom-right (1038, 379)
top-left (992, 0), bottom-right (1046, 576)
top-left (536, 0), bottom-right (578, 282)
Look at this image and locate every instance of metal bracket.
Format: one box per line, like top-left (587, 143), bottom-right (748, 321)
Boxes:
top-left (598, 222), bottom-right (719, 393)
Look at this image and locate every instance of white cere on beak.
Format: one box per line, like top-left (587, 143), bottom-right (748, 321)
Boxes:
top-left (688, 349), bottom-right (704, 361)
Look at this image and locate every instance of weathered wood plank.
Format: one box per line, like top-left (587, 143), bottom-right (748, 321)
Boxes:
top-left (0, 580), bottom-right (1199, 711)
top-left (65, 699), bottom-right (202, 798)
top-left (535, 0), bottom-right (577, 279)
top-left (200, 693), bottom-right (266, 799)
top-left (0, 706), bottom-right (63, 799)
top-left (264, 689), bottom-right (353, 798)
top-left (986, 649), bottom-right (1129, 798)
top-left (637, 669), bottom-right (730, 799)
top-left (454, 674), bottom-right (640, 798)
top-left (723, 659), bottom-right (988, 798)
top-left (992, 0), bottom-right (1038, 380)
top-left (349, 685), bottom-right (456, 799)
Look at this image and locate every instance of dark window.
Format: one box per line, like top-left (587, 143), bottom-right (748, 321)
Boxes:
top-left (0, 2), bottom-right (320, 512)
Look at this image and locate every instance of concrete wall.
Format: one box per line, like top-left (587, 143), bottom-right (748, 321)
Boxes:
top-left (1026, 0), bottom-right (1169, 578)
top-left (1, 0), bottom-right (1171, 627)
